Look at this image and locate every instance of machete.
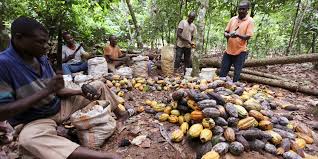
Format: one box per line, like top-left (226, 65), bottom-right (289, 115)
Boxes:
top-left (56, 28), bottom-right (63, 71)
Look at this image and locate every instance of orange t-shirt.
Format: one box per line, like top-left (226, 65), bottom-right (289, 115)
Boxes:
top-left (104, 45), bottom-right (122, 59)
top-left (225, 15), bottom-right (254, 55)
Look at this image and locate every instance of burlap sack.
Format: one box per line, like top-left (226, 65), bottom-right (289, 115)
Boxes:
top-left (160, 45), bottom-right (174, 76)
top-left (70, 101), bottom-right (116, 148)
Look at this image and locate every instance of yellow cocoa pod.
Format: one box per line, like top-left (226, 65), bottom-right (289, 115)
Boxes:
top-left (188, 124), bottom-right (203, 138)
top-left (117, 104), bottom-right (126, 112)
top-left (249, 110), bottom-right (266, 121)
top-left (294, 138), bottom-right (306, 149)
top-left (201, 151), bottom-right (220, 159)
top-left (159, 113), bottom-right (170, 122)
top-left (113, 75), bottom-right (120, 80)
top-left (106, 80), bottom-right (113, 87)
top-left (171, 101), bottom-right (178, 109)
top-left (258, 120), bottom-right (273, 130)
top-left (171, 110), bottom-right (180, 116)
top-left (266, 130), bottom-right (282, 145)
top-left (138, 85), bottom-right (144, 91)
top-left (237, 117), bottom-right (258, 130)
top-left (168, 115), bottom-right (179, 124)
top-left (153, 104), bottom-right (165, 112)
top-left (163, 106), bottom-right (172, 114)
top-left (117, 91), bottom-right (124, 97)
top-left (178, 115), bottom-right (185, 125)
top-left (180, 122), bottom-right (189, 134)
top-left (145, 100), bottom-right (152, 105)
top-left (296, 133), bottom-right (314, 144)
top-left (114, 83), bottom-right (121, 87)
top-left (134, 83), bottom-right (141, 88)
top-left (184, 113), bottom-right (191, 123)
top-left (157, 80), bottom-right (165, 84)
top-left (131, 79), bottom-right (136, 85)
top-left (119, 80), bottom-right (125, 86)
top-left (150, 101), bottom-right (158, 107)
top-left (200, 129), bottom-right (213, 143)
top-left (202, 118), bottom-right (215, 129)
top-left (171, 129), bottom-right (184, 142)
top-left (118, 97), bottom-right (125, 104)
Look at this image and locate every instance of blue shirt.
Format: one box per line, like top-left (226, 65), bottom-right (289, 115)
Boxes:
top-left (0, 43), bottom-right (61, 126)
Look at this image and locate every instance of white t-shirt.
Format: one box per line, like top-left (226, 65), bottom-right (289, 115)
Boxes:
top-left (177, 20), bottom-right (197, 48)
top-left (62, 43), bottom-right (85, 64)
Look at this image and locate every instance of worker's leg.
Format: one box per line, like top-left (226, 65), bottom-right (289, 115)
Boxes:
top-left (174, 47), bottom-right (183, 69)
top-left (19, 119), bottom-right (80, 159)
top-left (68, 147), bottom-right (120, 159)
top-left (19, 119), bottom-right (120, 159)
top-left (183, 48), bottom-right (192, 68)
top-left (108, 63), bottom-right (116, 73)
top-left (233, 52), bottom-right (248, 82)
top-left (219, 52), bottom-right (233, 78)
top-left (68, 62), bottom-right (88, 73)
top-left (62, 63), bottom-right (72, 75)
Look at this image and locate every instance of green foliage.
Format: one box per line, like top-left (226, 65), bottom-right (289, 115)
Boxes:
top-left (1, 0), bottom-right (317, 57)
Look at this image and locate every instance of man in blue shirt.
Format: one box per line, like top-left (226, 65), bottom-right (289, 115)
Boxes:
top-left (0, 17), bottom-right (122, 159)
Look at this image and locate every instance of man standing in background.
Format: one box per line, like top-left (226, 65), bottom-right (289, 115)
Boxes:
top-left (219, 1), bottom-right (254, 82)
top-left (175, 12), bottom-right (197, 72)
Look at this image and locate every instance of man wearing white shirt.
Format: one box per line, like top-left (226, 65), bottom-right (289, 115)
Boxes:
top-left (62, 32), bottom-right (88, 75)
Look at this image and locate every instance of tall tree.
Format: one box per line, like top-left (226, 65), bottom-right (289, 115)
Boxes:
top-left (0, 22), bottom-right (9, 51)
top-left (191, 0), bottom-right (208, 76)
top-left (286, 0), bottom-right (302, 55)
top-left (125, 0), bottom-right (143, 48)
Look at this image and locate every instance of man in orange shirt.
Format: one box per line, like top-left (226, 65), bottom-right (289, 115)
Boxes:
top-left (104, 35), bottom-right (129, 72)
top-left (219, 1), bottom-right (254, 82)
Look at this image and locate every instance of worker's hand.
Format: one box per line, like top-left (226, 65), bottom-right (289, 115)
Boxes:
top-left (46, 72), bottom-right (65, 93)
top-left (224, 32), bottom-right (231, 38)
top-left (187, 40), bottom-right (193, 45)
top-left (230, 32), bottom-right (238, 38)
top-left (68, 53), bottom-right (75, 60)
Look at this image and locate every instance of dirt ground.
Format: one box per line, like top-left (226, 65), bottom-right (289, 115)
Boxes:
top-left (1, 63), bottom-right (318, 159)
top-left (100, 63), bottom-right (318, 159)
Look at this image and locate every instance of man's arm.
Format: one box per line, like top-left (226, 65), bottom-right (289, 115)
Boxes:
top-left (0, 89), bottom-right (51, 121)
top-left (0, 74), bottom-right (64, 121)
top-left (177, 28), bottom-right (192, 44)
top-left (56, 88), bottom-right (82, 97)
top-left (235, 34), bottom-right (251, 41)
top-left (62, 49), bottom-right (75, 63)
top-left (224, 31), bottom-right (231, 39)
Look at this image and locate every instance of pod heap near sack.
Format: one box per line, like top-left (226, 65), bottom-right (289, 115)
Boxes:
top-left (144, 77), bottom-right (314, 159)
top-left (105, 74), bottom-right (184, 97)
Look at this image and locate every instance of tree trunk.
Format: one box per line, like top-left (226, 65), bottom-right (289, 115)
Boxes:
top-left (294, 0), bottom-right (309, 55)
top-left (313, 32), bottom-right (316, 53)
top-left (313, 32), bottom-right (318, 69)
top-left (125, 0), bottom-right (143, 48)
top-left (179, 0), bottom-right (183, 20)
top-left (201, 53), bottom-right (318, 67)
top-left (0, 21), bottom-right (9, 52)
top-left (240, 69), bottom-right (287, 81)
top-left (226, 72), bottom-right (318, 96)
top-left (250, 0), bottom-right (256, 17)
top-left (205, 20), bottom-right (211, 54)
top-left (286, 0), bottom-right (301, 55)
top-left (191, 0), bottom-right (208, 77)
